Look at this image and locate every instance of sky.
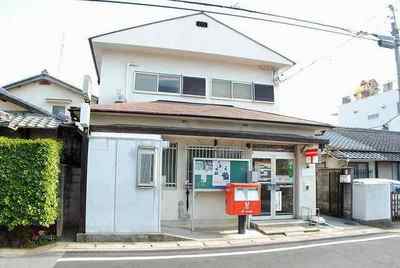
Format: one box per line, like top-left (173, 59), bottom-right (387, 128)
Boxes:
top-left (0, 0), bottom-right (396, 124)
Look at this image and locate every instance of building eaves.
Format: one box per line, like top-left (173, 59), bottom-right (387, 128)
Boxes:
top-left (87, 100), bottom-right (332, 128)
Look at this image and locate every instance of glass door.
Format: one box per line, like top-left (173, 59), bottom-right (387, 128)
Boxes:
top-left (275, 159), bottom-right (294, 216)
top-left (252, 152), bottom-right (295, 219)
top-left (253, 158), bottom-right (272, 216)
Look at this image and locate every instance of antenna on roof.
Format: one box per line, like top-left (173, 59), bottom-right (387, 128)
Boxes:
top-left (82, 75), bottom-right (92, 103)
top-left (57, 32), bottom-right (65, 76)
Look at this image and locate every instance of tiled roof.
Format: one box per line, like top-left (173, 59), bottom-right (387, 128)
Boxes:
top-left (322, 127), bottom-right (400, 161)
top-left (322, 127), bottom-right (400, 152)
top-left (329, 151), bottom-right (400, 161)
top-left (0, 112), bottom-right (60, 130)
top-left (90, 100), bottom-right (331, 128)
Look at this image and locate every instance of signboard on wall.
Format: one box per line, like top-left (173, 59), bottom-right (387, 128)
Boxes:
top-left (193, 158), bottom-right (250, 190)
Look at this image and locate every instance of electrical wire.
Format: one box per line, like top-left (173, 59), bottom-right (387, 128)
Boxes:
top-left (370, 113), bottom-right (400, 130)
top-left (279, 16), bottom-right (379, 83)
top-left (80, 0), bottom-right (378, 41)
top-left (165, 0), bottom-right (354, 33)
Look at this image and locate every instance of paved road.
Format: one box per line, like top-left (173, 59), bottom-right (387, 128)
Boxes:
top-left (2, 234), bottom-right (400, 268)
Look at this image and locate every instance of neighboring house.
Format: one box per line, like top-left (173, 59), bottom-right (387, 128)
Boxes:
top-left (0, 87), bottom-right (60, 137)
top-left (338, 82), bottom-right (400, 131)
top-left (0, 86), bottom-right (88, 237)
top-left (2, 69), bottom-right (98, 118)
top-left (317, 127), bottom-right (400, 218)
top-left (74, 12), bottom-right (331, 236)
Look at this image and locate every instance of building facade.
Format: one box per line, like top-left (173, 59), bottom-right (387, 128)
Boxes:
top-left (78, 12), bottom-right (331, 234)
top-left (317, 127), bottom-right (400, 218)
top-left (338, 84), bottom-right (400, 131)
top-left (2, 70), bottom-right (98, 118)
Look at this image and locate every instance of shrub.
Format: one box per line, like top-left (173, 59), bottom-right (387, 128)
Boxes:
top-left (0, 137), bottom-right (62, 230)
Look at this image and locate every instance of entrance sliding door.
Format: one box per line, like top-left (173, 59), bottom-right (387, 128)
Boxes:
top-left (252, 152), bottom-right (295, 219)
top-left (275, 159), bottom-right (294, 216)
top-left (253, 158), bottom-right (272, 216)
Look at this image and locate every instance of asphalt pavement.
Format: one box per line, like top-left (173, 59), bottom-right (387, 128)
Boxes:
top-left (2, 234), bottom-right (400, 268)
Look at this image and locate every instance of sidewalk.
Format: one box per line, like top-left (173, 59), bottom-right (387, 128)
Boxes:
top-left (0, 216), bottom-right (393, 257)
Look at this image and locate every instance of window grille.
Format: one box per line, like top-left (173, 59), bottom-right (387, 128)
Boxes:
top-left (137, 147), bottom-right (155, 187)
top-left (162, 143), bottom-right (177, 188)
top-left (185, 145), bottom-right (252, 186)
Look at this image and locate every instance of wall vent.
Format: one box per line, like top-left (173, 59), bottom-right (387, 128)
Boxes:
top-left (196, 21), bottom-right (208, 28)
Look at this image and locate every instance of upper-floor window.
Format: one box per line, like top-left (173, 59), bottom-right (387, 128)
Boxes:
top-left (254, 84), bottom-right (274, 102)
top-left (131, 70), bottom-right (273, 102)
top-left (211, 79), bottom-right (274, 102)
top-left (52, 105), bottom-right (65, 117)
top-left (368, 113), bottom-right (379, 120)
top-left (182, 76), bottom-right (206, 96)
top-left (133, 71), bottom-right (206, 97)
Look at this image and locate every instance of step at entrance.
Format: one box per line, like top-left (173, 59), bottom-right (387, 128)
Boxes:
top-left (250, 219), bottom-right (320, 236)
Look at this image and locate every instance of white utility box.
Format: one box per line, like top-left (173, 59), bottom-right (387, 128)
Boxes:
top-left (352, 179), bottom-right (395, 223)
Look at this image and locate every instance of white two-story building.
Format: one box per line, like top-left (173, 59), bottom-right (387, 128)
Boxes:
top-left (76, 12), bottom-right (331, 235)
top-left (338, 82), bottom-right (400, 131)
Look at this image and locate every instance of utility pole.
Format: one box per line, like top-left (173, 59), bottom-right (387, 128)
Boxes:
top-left (376, 5), bottom-right (400, 117)
top-left (389, 4), bottom-right (400, 100)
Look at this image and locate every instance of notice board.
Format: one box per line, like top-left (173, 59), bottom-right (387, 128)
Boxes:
top-left (193, 158), bottom-right (250, 190)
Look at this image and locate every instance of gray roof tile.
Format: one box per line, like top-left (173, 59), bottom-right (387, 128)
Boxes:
top-left (322, 127), bottom-right (400, 152)
top-left (0, 112), bottom-right (60, 130)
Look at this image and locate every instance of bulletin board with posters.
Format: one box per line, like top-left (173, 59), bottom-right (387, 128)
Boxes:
top-left (192, 158), bottom-right (250, 191)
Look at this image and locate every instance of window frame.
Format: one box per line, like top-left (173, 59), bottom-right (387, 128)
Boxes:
top-left (158, 73), bottom-right (181, 94)
top-left (137, 146), bottom-right (157, 188)
top-left (133, 70), bottom-right (182, 96)
top-left (181, 76), bottom-right (207, 98)
top-left (253, 83), bottom-right (275, 103)
top-left (52, 105), bottom-right (66, 117)
top-left (231, 81), bottom-right (253, 101)
top-left (211, 78), bottom-right (233, 99)
top-left (211, 78), bottom-right (275, 103)
top-left (367, 113), bottom-right (379, 120)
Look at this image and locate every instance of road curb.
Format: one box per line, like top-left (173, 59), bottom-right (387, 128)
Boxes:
top-left (0, 229), bottom-right (392, 257)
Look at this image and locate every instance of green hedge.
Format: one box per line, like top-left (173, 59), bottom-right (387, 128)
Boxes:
top-left (0, 137), bottom-right (62, 230)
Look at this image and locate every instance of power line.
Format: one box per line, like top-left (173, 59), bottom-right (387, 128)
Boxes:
top-left (279, 16), bottom-right (378, 83)
top-left (80, 0), bottom-right (378, 41)
top-left (165, 0), bottom-right (354, 34)
top-left (370, 113), bottom-right (400, 130)
top-left (279, 34), bottom-right (362, 83)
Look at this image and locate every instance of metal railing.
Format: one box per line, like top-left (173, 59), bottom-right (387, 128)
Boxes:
top-left (391, 192), bottom-right (400, 222)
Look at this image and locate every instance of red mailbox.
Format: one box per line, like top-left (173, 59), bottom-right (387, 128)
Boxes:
top-left (225, 183), bottom-right (261, 215)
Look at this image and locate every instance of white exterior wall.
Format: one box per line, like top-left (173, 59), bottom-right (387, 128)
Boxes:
top-left (160, 136), bottom-right (317, 223)
top-left (338, 90), bottom-right (400, 130)
top-left (0, 100), bottom-right (26, 112)
top-left (8, 82), bottom-right (84, 115)
top-left (98, 50), bottom-right (278, 113)
top-left (161, 137), bottom-right (236, 224)
top-left (94, 13), bottom-right (292, 67)
top-left (295, 145), bottom-right (317, 218)
top-left (86, 133), bottom-right (163, 233)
